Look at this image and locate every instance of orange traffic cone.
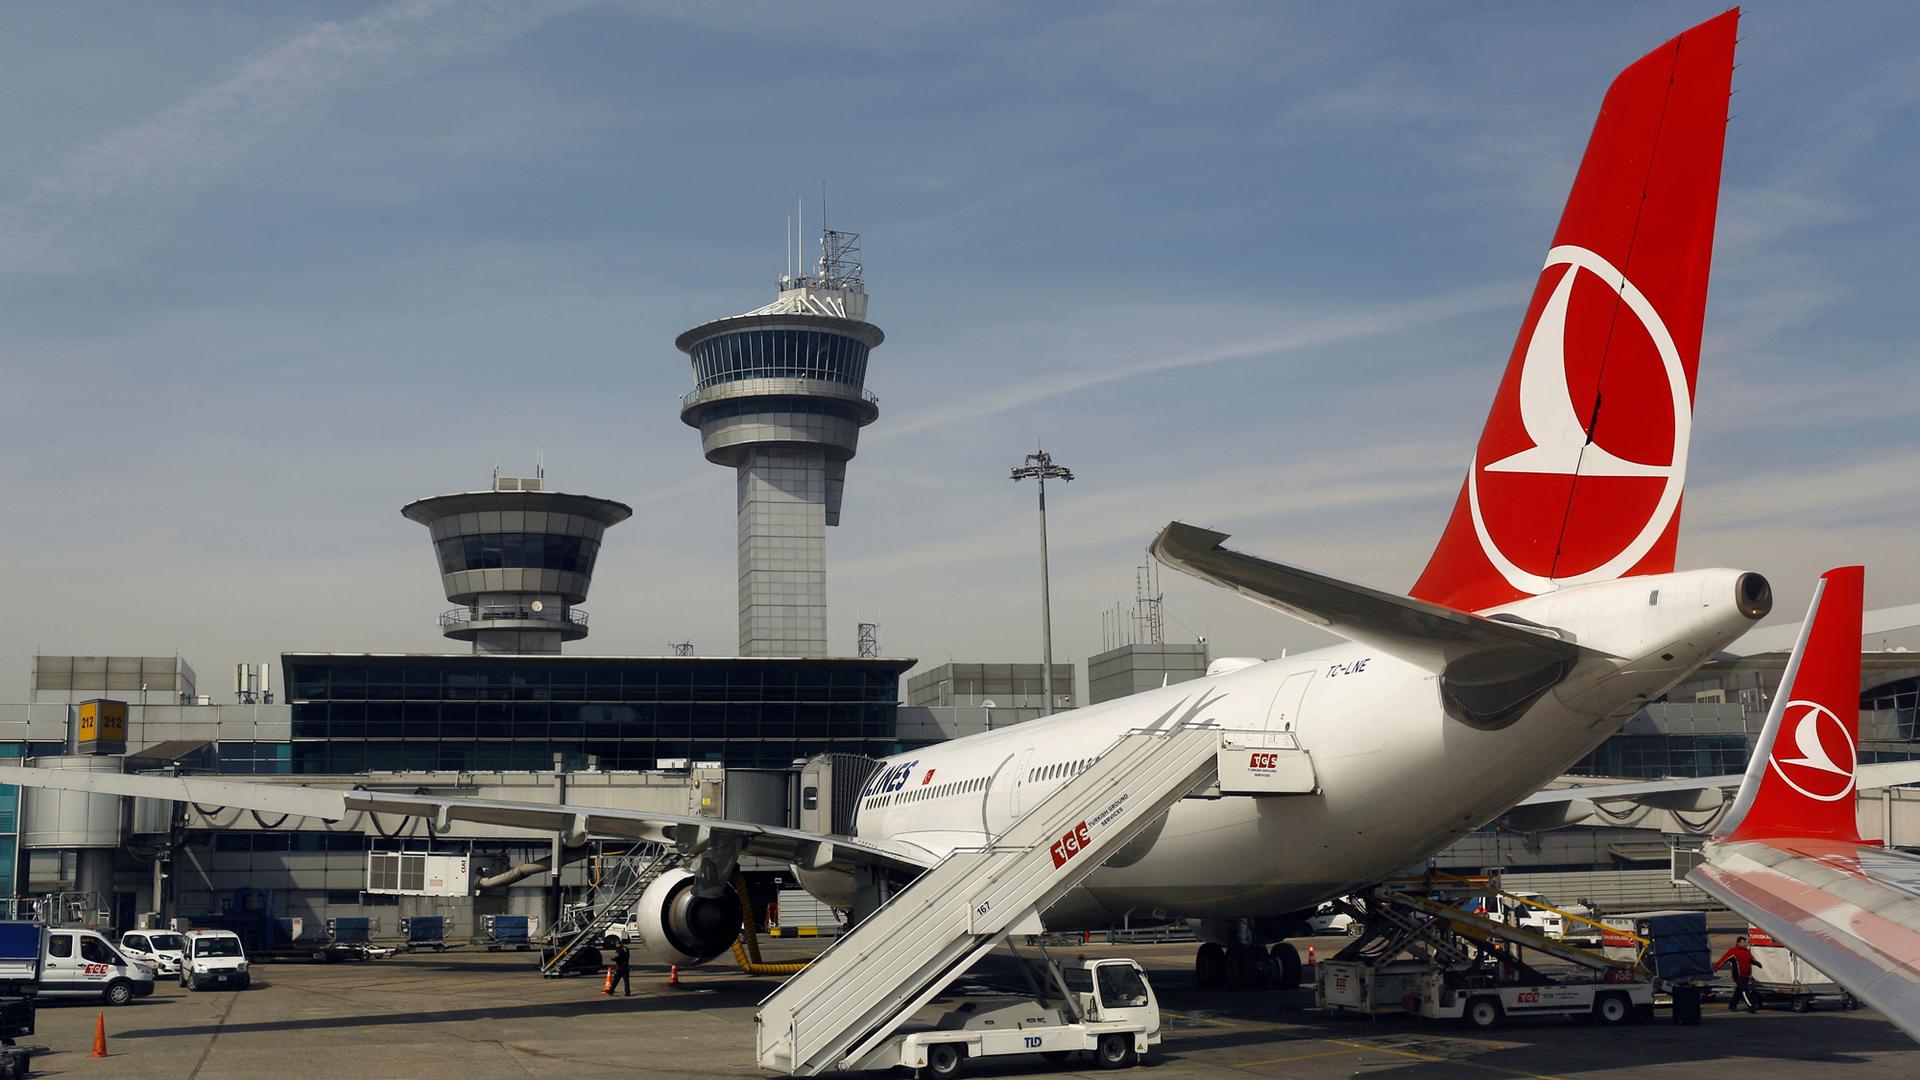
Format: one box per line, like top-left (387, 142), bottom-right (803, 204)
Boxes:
top-left (668, 965), bottom-right (681, 987)
top-left (1307, 943), bottom-right (1317, 967)
top-left (91, 1012), bottom-right (109, 1058)
top-left (602, 966), bottom-right (615, 995)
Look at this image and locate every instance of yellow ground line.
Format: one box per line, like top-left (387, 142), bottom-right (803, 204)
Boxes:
top-left (1323, 1037), bottom-right (1566, 1080)
top-left (1235, 1046), bottom-right (1363, 1067)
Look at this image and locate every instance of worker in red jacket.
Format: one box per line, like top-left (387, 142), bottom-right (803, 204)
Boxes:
top-left (1715, 936), bottom-right (1764, 1012)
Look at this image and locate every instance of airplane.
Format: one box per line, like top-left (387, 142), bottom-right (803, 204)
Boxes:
top-left (2, 10), bottom-right (1769, 992)
top-left (1690, 566), bottom-right (1920, 1040)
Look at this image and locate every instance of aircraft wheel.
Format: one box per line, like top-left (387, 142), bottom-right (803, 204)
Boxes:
top-left (1195, 943), bottom-right (1227, 989)
top-left (926, 1042), bottom-right (965, 1078)
top-left (1095, 1033), bottom-right (1136, 1069)
top-left (1272, 943), bottom-right (1303, 990)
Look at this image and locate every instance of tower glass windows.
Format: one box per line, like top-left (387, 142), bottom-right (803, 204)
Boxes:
top-left (434, 534), bottom-right (601, 575)
top-left (689, 330), bottom-right (870, 391)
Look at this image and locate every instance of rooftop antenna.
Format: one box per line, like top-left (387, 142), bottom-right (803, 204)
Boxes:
top-left (797, 196), bottom-right (804, 284)
top-left (536, 445), bottom-right (544, 481)
top-left (786, 211), bottom-right (793, 285)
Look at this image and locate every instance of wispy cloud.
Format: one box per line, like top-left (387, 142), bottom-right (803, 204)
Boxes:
top-left (873, 283), bottom-right (1513, 442)
top-left (0, 0), bottom-right (580, 274)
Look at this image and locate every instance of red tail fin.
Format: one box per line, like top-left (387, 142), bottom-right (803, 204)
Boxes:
top-left (1723, 566), bottom-right (1865, 844)
top-left (1411, 10), bottom-right (1738, 612)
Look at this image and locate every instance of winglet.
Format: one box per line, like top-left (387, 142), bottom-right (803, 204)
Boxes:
top-left (1721, 566), bottom-right (1865, 844)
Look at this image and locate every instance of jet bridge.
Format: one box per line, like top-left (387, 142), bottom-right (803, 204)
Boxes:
top-left (755, 725), bottom-right (1227, 1076)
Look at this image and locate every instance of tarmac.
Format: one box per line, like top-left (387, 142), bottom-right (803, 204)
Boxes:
top-left (20, 936), bottom-right (1920, 1079)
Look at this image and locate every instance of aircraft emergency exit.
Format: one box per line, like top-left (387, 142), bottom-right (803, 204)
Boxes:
top-left (2, 10), bottom-right (1771, 993)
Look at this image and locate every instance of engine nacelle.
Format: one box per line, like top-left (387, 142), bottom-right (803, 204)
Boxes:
top-left (635, 868), bottom-right (742, 967)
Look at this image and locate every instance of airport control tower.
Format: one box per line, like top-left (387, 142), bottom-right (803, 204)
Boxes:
top-left (674, 223), bottom-right (884, 658)
top-left (403, 472), bottom-right (632, 654)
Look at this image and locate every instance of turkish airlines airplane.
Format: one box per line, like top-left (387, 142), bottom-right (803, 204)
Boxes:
top-left (1691, 567), bottom-right (1920, 1039)
top-left (3, 10), bottom-right (1776, 990)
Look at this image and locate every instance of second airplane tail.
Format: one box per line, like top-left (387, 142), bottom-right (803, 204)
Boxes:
top-left (1720, 566), bottom-right (1867, 845)
top-left (1411, 9), bottom-right (1738, 613)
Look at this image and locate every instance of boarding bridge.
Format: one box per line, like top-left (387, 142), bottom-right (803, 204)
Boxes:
top-left (756, 725), bottom-right (1228, 1076)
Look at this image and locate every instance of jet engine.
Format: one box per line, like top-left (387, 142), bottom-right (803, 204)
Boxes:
top-left (634, 868), bottom-right (743, 967)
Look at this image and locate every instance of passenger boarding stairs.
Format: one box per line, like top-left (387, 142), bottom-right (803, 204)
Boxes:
top-left (756, 725), bottom-right (1226, 1076)
top-left (540, 845), bottom-right (678, 977)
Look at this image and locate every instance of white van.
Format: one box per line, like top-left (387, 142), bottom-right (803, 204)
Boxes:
top-left (180, 930), bottom-right (250, 991)
top-left (119, 930), bottom-right (187, 976)
top-left (41, 928), bottom-right (156, 1005)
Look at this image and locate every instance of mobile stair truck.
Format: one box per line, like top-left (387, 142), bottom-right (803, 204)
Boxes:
top-left (1318, 873), bottom-right (1656, 1029)
top-left (756, 724), bottom-right (1308, 1076)
top-left (0, 923), bottom-right (45, 1078)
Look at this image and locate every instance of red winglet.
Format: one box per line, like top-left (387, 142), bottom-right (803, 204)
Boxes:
top-left (1411, 10), bottom-right (1738, 612)
top-left (1724, 566), bottom-right (1865, 844)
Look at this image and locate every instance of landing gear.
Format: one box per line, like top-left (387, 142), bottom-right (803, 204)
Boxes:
top-left (1224, 944), bottom-right (1274, 989)
top-left (1271, 943), bottom-right (1303, 990)
top-left (1195, 943), bottom-right (1227, 988)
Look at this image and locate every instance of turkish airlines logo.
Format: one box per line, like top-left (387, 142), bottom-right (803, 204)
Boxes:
top-left (1768, 700), bottom-right (1856, 802)
top-left (1467, 245), bottom-right (1692, 595)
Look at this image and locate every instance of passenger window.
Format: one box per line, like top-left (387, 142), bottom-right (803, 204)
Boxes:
top-left (48, 935), bottom-right (72, 959)
top-left (81, 937), bottom-right (113, 964)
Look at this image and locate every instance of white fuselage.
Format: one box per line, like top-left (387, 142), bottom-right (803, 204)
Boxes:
top-left (842, 569), bottom-right (1762, 927)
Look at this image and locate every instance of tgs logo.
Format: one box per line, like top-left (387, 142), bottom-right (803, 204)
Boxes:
top-left (1248, 752), bottom-right (1279, 770)
top-left (1049, 821), bottom-right (1092, 868)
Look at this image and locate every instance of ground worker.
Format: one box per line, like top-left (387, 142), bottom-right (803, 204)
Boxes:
top-left (1714, 936), bottom-right (1764, 1012)
top-left (606, 940), bottom-right (632, 997)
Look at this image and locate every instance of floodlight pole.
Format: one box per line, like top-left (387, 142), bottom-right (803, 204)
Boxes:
top-left (1010, 451), bottom-right (1073, 713)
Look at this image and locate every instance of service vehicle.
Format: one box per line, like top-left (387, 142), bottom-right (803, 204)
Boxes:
top-left (1306, 902), bottom-right (1356, 937)
top-left (1744, 927), bottom-right (1859, 1013)
top-left (1416, 967), bottom-right (1652, 1029)
top-left (852, 956), bottom-right (1159, 1076)
top-left (180, 929), bottom-right (250, 991)
top-left (0, 923), bottom-right (40, 1077)
top-left (119, 930), bottom-right (187, 976)
top-left (37, 928), bottom-right (154, 1005)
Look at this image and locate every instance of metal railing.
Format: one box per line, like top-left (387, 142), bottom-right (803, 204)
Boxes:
top-left (681, 374), bottom-right (879, 410)
top-left (439, 606), bottom-right (587, 629)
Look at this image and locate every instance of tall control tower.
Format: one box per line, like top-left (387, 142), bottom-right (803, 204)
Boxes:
top-left (675, 223), bottom-right (884, 657)
top-left (404, 472), bottom-right (632, 654)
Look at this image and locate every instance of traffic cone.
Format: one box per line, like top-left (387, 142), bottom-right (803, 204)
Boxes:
top-left (91, 1012), bottom-right (109, 1058)
top-left (602, 966), bottom-right (615, 995)
top-left (1307, 943), bottom-right (1316, 967)
top-left (668, 965), bottom-right (681, 987)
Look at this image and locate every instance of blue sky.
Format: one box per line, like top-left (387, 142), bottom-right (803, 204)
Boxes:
top-left (4, 1), bottom-right (1918, 699)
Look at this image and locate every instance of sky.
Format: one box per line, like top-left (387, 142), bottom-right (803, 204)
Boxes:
top-left (3, 1), bottom-right (1918, 702)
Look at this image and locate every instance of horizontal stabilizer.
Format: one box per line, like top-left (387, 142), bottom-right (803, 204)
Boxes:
top-left (1152, 522), bottom-right (1596, 673)
top-left (1152, 523), bottom-right (1606, 730)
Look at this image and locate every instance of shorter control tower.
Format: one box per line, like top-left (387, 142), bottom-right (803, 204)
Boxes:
top-left (403, 472), bottom-right (632, 654)
top-left (675, 223), bottom-right (884, 657)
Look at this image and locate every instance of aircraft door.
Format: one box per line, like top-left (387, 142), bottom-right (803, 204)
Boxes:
top-left (1009, 748), bottom-right (1036, 816)
top-left (1266, 671), bottom-right (1314, 732)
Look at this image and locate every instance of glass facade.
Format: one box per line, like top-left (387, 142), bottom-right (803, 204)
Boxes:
top-left (1569, 734), bottom-right (1749, 779)
top-left (434, 533), bottom-right (600, 576)
top-left (284, 654), bottom-right (912, 773)
top-left (689, 329), bottom-right (870, 392)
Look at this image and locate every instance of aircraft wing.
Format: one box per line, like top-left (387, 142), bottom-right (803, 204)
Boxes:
top-left (1501, 761), bottom-right (1920, 831)
top-left (1150, 522), bottom-right (1602, 673)
top-left (1690, 838), bottom-right (1920, 1039)
top-left (0, 763), bottom-right (935, 877)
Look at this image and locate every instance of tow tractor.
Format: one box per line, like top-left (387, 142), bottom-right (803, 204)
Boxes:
top-left (851, 946), bottom-right (1160, 1077)
top-left (1317, 871), bottom-right (1655, 1029)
